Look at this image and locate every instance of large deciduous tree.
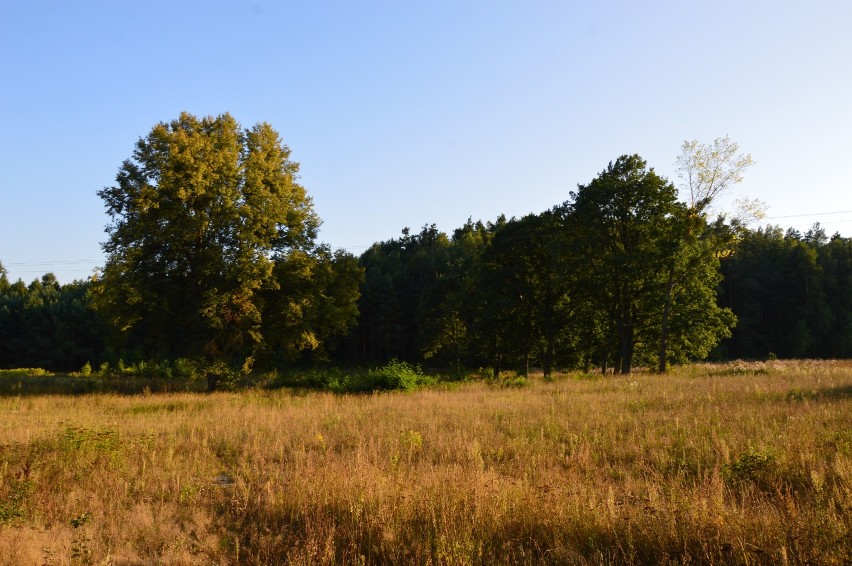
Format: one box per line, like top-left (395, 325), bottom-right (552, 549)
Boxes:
top-left (570, 155), bottom-right (734, 374)
top-left (93, 112), bottom-right (353, 384)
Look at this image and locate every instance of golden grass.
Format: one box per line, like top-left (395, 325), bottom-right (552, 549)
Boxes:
top-left (0, 360), bottom-right (850, 565)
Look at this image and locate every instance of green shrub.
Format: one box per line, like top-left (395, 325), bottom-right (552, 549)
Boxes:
top-left (497, 372), bottom-right (529, 388)
top-left (307, 367), bottom-right (347, 390)
top-left (478, 367), bottom-right (495, 380)
top-left (0, 368), bottom-right (52, 378)
top-left (365, 360), bottom-right (432, 392)
top-left (317, 361), bottom-right (434, 393)
top-left (173, 358), bottom-right (200, 381)
top-left (724, 449), bottom-right (777, 489)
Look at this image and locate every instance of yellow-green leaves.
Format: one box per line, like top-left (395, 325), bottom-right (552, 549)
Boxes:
top-left (94, 112), bottom-right (336, 367)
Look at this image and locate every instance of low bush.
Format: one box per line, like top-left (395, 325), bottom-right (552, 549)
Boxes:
top-left (319, 360), bottom-right (434, 393)
top-left (0, 368), bottom-right (52, 378)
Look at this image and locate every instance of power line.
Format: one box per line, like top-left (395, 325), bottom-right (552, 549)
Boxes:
top-left (14, 269), bottom-right (97, 274)
top-left (765, 210), bottom-right (852, 220)
top-left (786, 218), bottom-right (852, 228)
top-left (4, 211), bottom-right (852, 268)
top-left (4, 260), bottom-right (101, 266)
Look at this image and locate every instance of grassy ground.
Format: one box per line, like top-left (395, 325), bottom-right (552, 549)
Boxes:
top-left (0, 360), bottom-right (850, 565)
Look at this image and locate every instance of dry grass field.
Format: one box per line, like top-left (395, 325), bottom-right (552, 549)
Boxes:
top-left (0, 360), bottom-right (850, 565)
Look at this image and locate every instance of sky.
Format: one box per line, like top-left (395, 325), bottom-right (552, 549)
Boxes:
top-left (1, 1), bottom-right (851, 283)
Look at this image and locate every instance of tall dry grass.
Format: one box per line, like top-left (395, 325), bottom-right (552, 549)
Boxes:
top-left (0, 360), bottom-right (850, 564)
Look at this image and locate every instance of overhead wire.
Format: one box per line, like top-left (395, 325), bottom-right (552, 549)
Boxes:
top-left (764, 210), bottom-right (852, 220)
top-left (3, 209), bottom-right (852, 272)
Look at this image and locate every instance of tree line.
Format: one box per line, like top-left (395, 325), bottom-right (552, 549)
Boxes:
top-left (2, 113), bottom-right (851, 377)
top-left (5, 221), bottom-right (851, 375)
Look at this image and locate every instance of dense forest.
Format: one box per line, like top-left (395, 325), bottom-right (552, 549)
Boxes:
top-left (4, 220), bottom-right (851, 376)
top-left (346, 220), bottom-right (852, 368)
top-left (2, 115), bottom-right (851, 376)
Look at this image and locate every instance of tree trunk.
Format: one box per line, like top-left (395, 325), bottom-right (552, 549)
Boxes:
top-left (544, 339), bottom-right (554, 380)
top-left (543, 292), bottom-right (555, 379)
top-left (658, 271), bottom-right (675, 374)
top-left (602, 326), bottom-right (615, 375)
top-left (619, 321), bottom-right (634, 375)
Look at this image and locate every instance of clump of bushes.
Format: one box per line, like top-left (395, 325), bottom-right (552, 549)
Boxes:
top-left (364, 359), bottom-right (433, 392)
top-left (0, 368), bottom-right (52, 378)
top-left (263, 361), bottom-right (436, 393)
top-left (328, 360), bottom-right (434, 393)
top-left (3, 358), bottom-right (440, 395)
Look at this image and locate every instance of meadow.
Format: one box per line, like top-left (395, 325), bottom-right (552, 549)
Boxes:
top-left (0, 361), bottom-right (850, 565)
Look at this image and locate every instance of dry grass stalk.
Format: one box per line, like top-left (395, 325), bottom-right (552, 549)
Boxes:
top-left (0, 360), bottom-right (850, 564)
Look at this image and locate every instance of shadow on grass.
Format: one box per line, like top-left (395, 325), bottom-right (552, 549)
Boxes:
top-left (210, 495), bottom-right (744, 566)
top-left (785, 384), bottom-right (852, 403)
top-left (818, 383), bottom-right (852, 400)
top-left (0, 375), bottom-right (205, 397)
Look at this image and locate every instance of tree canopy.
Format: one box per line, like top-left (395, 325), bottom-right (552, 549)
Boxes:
top-left (92, 112), bottom-right (360, 380)
top-left (6, 133), bottom-right (852, 378)
top-left (348, 154), bottom-right (740, 376)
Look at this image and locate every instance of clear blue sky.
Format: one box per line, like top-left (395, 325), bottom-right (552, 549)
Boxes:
top-left (2, 1), bottom-right (851, 283)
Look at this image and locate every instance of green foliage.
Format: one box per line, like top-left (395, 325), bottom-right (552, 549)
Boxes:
top-left (0, 368), bottom-right (52, 377)
top-left (92, 112), bottom-right (359, 378)
top-left (724, 449), bottom-right (777, 489)
top-left (261, 246), bottom-right (363, 365)
top-left (0, 477), bottom-right (32, 524)
top-left (719, 225), bottom-right (852, 359)
top-left (0, 274), bottom-right (105, 372)
top-left (364, 359), bottom-right (431, 392)
top-left (569, 154), bottom-right (734, 374)
top-left (488, 371), bottom-right (529, 388)
top-left (61, 426), bottom-right (120, 453)
top-left (271, 361), bottom-right (435, 393)
top-left (477, 366), bottom-right (495, 380)
top-left (172, 358), bottom-right (201, 381)
top-left (349, 152), bottom-right (744, 375)
top-left (70, 512), bottom-right (91, 529)
top-left (353, 224), bottom-right (457, 366)
top-left (7, 135), bottom-right (852, 378)
top-left (474, 212), bottom-right (568, 379)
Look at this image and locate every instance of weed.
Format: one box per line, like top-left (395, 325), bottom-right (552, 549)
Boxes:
top-left (489, 371), bottom-right (529, 388)
top-left (70, 512), bottom-right (91, 528)
top-left (61, 426), bottom-right (120, 453)
top-left (724, 449), bottom-right (777, 488)
top-left (69, 514), bottom-right (92, 566)
top-left (0, 478), bottom-right (32, 524)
